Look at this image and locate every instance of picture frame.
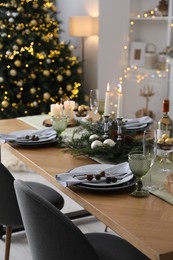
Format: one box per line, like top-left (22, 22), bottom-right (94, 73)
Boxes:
top-left (129, 41), bottom-right (146, 67)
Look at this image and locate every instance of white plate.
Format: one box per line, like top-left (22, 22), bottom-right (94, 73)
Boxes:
top-left (125, 123), bottom-right (147, 130)
top-left (9, 138), bottom-right (57, 147)
top-left (69, 163), bottom-right (133, 187)
top-left (9, 129), bottom-right (57, 144)
top-left (76, 177), bottom-right (136, 191)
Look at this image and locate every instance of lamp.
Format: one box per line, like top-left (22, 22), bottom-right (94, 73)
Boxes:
top-left (69, 16), bottom-right (98, 91)
top-left (69, 16), bottom-right (98, 37)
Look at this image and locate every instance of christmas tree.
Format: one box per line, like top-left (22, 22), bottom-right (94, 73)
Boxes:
top-left (0, 0), bottom-right (83, 118)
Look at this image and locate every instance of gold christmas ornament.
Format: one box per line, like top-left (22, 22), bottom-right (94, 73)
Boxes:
top-left (10, 69), bottom-right (17, 76)
top-left (2, 100), bottom-right (9, 108)
top-left (17, 6), bottom-right (24, 13)
top-left (30, 19), bottom-right (37, 26)
top-left (77, 67), bottom-right (83, 74)
top-left (16, 24), bottom-right (24, 30)
top-left (30, 73), bottom-right (36, 79)
top-left (14, 60), bottom-right (21, 67)
top-left (58, 87), bottom-right (63, 95)
top-left (33, 4), bottom-right (39, 9)
top-left (17, 80), bottom-right (23, 87)
top-left (0, 77), bottom-right (4, 82)
top-left (25, 29), bottom-right (30, 35)
top-left (43, 92), bottom-right (50, 100)
top-left (30, 87), bottom-right (36, 94)
top-left (16, 93), bottom-right (22, 99)
top-left (33, 101), bottom-right (38, 107)
top-left (66, 70), bottom-right (71, 76)
top-left (66, 84), bottom-right (72, 91)
top-left (57, 75), bottom-right (63, 82)
top-left (43, 70), bottom-right (50, 77)
top-left (0, 43), bottom-right (3, 49)
top-left (13, 45), bottom-right (19, 51)
top-left (16, 39), bottom-right (23, 45)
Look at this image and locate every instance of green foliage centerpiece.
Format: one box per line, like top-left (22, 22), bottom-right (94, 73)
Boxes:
top-left (67, 119), bottom-right (143, 164)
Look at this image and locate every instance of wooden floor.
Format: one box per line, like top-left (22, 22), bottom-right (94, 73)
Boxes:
top-left (0, 168), bottom-right (112, 260)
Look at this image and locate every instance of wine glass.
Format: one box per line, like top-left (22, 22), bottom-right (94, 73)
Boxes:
top-left (128, 151), bottom-right (152, 197)
top-left (90, 89), bottom-right (99, 122)
top-left (51, 115), bottom-right (68, 143)
top-left (143, 129), bottom-right (158, 191)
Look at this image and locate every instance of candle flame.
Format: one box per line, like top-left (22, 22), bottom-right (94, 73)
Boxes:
top-left (117, 84), bottom-right (122, 94)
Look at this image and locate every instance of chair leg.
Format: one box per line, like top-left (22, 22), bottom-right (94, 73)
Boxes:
top-left (4, 226), bottom-right (12, 260)
top-left (0, 225), bottom-right (5, 239)
top-left (104, 225), bottom-right (108, 232)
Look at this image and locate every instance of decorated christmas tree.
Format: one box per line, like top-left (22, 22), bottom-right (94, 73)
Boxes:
top-left (0, 0), bottom-right (83, 118)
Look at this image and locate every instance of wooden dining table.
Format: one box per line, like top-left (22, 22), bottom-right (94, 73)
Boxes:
top-left (1, 117), bottom-right (173, 260)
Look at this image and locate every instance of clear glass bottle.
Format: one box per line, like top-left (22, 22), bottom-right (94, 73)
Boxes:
top-left (157, 99), bottom-right (172, 138)
top-left (157, 99), bottom-right (173, 161)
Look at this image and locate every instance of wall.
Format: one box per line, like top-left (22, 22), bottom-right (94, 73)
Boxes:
top-left (57, 0), bottom-right (99, 101)
top-left (98, 0), bottom-right (130, 102)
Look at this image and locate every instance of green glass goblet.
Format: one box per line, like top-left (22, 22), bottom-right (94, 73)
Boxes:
top-left (51, 115), bottom-right (68, 143)
top-left (128, 151), bottom-right (152, 197)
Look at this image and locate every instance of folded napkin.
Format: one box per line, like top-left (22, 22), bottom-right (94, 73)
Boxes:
top-left (0, 128), bottom-right (56, 143)
top-left (56, 162), bottom-right (131, 187)
top-left (124, 116), bottom-right (153, 129)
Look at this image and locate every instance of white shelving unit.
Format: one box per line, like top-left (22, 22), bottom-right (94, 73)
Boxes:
top-left (123, 0), bottom-right (173, 121)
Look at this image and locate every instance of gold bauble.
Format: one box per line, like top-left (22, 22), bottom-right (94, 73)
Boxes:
top-left (66, 84), bottom-right (72, 91)
top-left (10, 69), bottom-right (17, 76)
top-left (57, 75), bottom-right (63, 82)
top-left (58, 88), bottom-right (63, 95)
top-left (2, 100), bottom-right (9, 108)
top-left (43, 92), bottom-right (50, 100)
top-left (33, 4), bottom-right (39, 9)
top-left (77, 67), bottom-right (83, 74)
top-left (30, 73), bottom-right (36, 79)
top-left (0, 77), bottom-right (4, 82)
top-left (16, 24), bottom-right (23, 30)
top-left (16, 93), bottom-right (22, 99)
top-left (17, 80), bottom-right (23, 87)
top-left (32, 101), bottom-right (38, 107)
top-left (66, 70), bottom-right (71, 76)
top-left (13, 45), bottom-right (19, 51)
top-left (0, 43), bottom-right (3, 49)
top-left (43, 70), bottom-right (50, 77)
top-left (16, 39), bottom-right (23, 45)
top-left (25, 29), bottom-right (30, 35)
top-left (45, 15), bottom-right (51, 23)
top-left (17, 6), bottom-right (24, 12)
top-left (30, 19), bottom-right (37, 26)
top-left (30, 88), bottom-right (36, 94)
top-left (14, 60), bottom-right (21, 67)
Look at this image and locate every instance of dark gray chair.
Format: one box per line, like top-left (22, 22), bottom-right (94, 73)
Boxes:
top-left (0, 162), bottom-right (64, 260)
top-left (14, 179), bottom-right (149, 260)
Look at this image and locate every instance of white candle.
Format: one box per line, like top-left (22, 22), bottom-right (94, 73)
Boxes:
top-left (104, 83), bottom-right (110, 116)
top-left (117, 85), bottom-right (123, 118)
top-left (50, 103), bottom-right (62, 117)
top-left (64, 100), bottom-right (75, 121)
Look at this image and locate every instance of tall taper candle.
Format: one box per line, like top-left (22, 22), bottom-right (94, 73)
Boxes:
top-left (104, 83), bottom-right (110, 116)
top-left (117, 85), bottom-right (123, 118)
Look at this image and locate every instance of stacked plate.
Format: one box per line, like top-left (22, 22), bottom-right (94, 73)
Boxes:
top-left (56, 162), bottom-right (135, 191)
top-left (124, 116), bottom-right (153, 130)
top-left (1, 128), bottom-right (57, 147)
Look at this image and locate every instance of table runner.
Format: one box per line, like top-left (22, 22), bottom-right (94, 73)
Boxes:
top-left (17, 115), bottom-right (173, 205)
